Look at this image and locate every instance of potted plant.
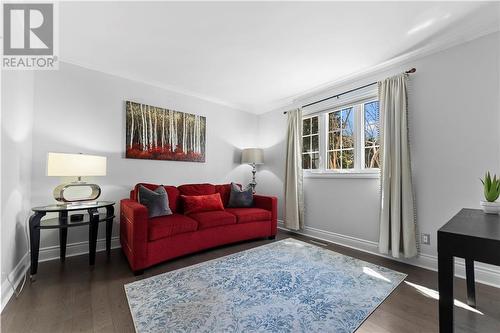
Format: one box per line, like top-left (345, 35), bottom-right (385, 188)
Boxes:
top-left (480, 171), bottom-right (500, 214)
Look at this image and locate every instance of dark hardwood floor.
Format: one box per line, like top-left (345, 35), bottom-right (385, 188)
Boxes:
top-left (2, 230), bottom-right (500, 332)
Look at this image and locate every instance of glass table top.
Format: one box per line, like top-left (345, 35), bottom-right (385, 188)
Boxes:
top-left (32, 201), bottom-right (115, 212)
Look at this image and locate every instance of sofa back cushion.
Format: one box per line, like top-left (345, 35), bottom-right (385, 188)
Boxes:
top-left (182, 193), bottom-right (224, 215)
top-left (178, 183), bottom-right (216, 196)
top-left (215, 184), bottom-right (231, 207)
top-left (132, 183), bottom-right (180, 213)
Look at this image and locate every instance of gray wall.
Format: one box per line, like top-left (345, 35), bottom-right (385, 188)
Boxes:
top-left (29, 62), bottom-right (259, 248)
top-left (1, 62), bottom-right (259, 309)
top-left (258, 32), bottom-right (500, 281)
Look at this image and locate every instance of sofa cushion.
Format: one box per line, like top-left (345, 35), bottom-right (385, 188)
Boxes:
top-left (133, 183), bottom-right (180, 213)
top-left (215, 184), bottom-right (231, 207)
top-left (182, 193), bottom-right (224, 215)
top-left (188, 210), bottom-right (236, 229)
top-left (225, 208), bottom-right (272, 223)
top-left (228, 182), bottom-right (254, 208)
top-left (137, 185), bottom-right (172, 218)
top-left (148, 214), bottom-right (198, 241)
top-left (178, 183), bottom-right (216, 196)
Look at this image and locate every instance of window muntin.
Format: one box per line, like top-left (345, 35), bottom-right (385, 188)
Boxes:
top-left (302, 116), bottom-right (319, 170)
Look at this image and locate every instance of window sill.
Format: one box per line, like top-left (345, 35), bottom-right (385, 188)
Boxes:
top-left (303, 170), bottom-right (380, 179)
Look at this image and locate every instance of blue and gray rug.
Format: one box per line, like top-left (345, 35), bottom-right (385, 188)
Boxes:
top-left (125, 238), bottom-right (406, 332)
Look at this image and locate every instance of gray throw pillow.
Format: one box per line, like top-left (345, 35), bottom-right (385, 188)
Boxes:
top-left (227, 183), bottom-right (254, 208)
top-left (137, 185), bottom-right (172, 218)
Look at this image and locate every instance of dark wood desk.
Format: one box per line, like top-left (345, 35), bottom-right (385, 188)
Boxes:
top-left (29, 201), bottom-right (115, 278)
top-left (438, 209), bottom-right (500, 332)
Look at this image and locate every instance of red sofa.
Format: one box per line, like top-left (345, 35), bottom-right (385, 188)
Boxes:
top-left (120, 183), bottom-right (278, 274)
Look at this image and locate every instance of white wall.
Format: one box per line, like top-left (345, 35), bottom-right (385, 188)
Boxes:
top-left (28, 62), bottom-right (258, 249)
top-left (258, 32), bottom-right (500, 283)
top-left (1, 71), bottom-right (35, 309)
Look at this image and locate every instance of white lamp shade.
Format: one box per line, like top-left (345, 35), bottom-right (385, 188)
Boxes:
top-left (47, 153), bottom-right (107, 177)
top-left (241, 148), bottom-right (264, 165)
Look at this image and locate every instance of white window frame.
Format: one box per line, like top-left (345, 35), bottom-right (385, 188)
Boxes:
top-left (302, 92), bottom-right (380, 179)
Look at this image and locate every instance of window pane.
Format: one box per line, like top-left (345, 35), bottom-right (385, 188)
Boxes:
top-left (329, 111), bottom-right (341, 131)
top-left (303, 136), bottom-right (311, 152)
top-left (311, 134), bottom-right (319, 152)
top-left (342, 108), bottom-right (354, 134)
top-left (329, 131), bottom-right (340, 150)
top-left (342, 149), bottom-right (354, 169)
top-left (364, 101), bottom-right (380, 147)
top-left (303, 118), bottom-right (311, 135)
top-left (328, 151), bottom-right (341, 169)
top-left (311, 153), bottom-right (319, 169)
top-left (303, 153), bottom-right (311, 169)
top-left (365, 146), bottom-right (380, 169)
top-left (311, 116), bottom-right (318, 134)
top-left (342, 131), bottom-right (354, 149)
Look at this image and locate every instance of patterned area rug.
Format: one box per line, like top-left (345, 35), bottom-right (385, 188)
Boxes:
top-left (125, 238), bottom-right (406, 333)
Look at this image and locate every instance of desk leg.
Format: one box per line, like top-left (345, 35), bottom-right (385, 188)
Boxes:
top-left (105, 205), bottom-right (114, 255)
top-left (465, 259), bottom-right (476, 308)
top-left (438, 252), bottom-right (454, 333)
top-left (59, 211), bottom-right (68, 261)
top-left (88, 208), bottom-right (99, 265)
top-left (29, 212), bottom-right (46, 277)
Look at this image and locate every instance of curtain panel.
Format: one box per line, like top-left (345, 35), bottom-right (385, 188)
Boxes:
top-left (378, 74), bottom-right (417, 258)
top-left (284, 109), bottom-right (304, 230)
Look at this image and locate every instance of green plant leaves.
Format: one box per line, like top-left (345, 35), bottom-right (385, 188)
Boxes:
top-left (481, 171), bottom-right (500, 202)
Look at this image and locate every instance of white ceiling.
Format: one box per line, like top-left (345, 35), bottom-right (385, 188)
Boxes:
top-left (60, 2), bottom-right (500, 114)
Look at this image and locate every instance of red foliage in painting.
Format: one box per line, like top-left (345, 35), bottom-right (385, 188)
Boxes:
top-left (126, 144), bottom-right (205, 162)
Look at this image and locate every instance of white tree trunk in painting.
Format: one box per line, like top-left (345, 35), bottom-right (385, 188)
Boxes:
top-left (129, 103), bottom-right (134, 149)
top-left (148, 105), bottom-right (153, 150)
top-left (154, 108), bottom-right (158, 149)
top-left (173, 112), bottom-right (178, 151)
top-left (162, 111), bottom-right (165, 148)
top-left (140, 104), bottom-right (146, 151)
top-left (193, 115), bottom-right (200, 154)
top-left (169, 110), bottom-right (174, 150)
top-left (182, 113), bottom-right (186, 153)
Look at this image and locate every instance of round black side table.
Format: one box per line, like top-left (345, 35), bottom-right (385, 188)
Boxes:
top-left (29, 201), bottom-right (115, 278)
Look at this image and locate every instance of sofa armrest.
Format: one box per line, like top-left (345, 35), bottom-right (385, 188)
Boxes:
top-left (254, 195), bottom-right (278, 236)
top-left (120, 199), bottom-right (149, 271)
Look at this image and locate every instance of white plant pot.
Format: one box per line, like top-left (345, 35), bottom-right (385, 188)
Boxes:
top-left (480, 200), bottom-right (500, 214)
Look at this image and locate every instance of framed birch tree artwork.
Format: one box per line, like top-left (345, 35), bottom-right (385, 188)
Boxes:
top-left (125, 101), bottom-right (206, 162)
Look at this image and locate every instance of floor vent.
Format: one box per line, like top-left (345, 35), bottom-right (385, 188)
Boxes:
top-left (309, 240), bottom-right (328, 247)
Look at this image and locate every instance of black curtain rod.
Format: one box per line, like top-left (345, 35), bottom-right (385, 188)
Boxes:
top-left (284, 67), bottom-right (416, 114)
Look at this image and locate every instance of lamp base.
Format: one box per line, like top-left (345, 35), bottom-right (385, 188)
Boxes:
top-left (250, 163), bottom-right (257, 194)
top-left (53, 182), bottom-right (101, 204)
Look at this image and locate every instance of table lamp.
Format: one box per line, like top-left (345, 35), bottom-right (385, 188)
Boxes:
top-left (241, 148), bottom-right (264, 193)
top-left (47, 152), bottom-right (107, 205)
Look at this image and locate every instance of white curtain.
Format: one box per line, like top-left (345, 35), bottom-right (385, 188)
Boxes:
top-left (378, 73), bottom-right (417, 258)
top-left (284, 109), bottom-right (304, 230)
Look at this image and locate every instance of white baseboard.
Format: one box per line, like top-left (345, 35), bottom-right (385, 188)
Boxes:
top-left (1, 253), bottom-right (30, 313)
top-left (278, 221), bottom-right (500, 288)
top-left (38, 236), bottom-right (121, 263)
top-left (1, 237), bottom-right (121, 313)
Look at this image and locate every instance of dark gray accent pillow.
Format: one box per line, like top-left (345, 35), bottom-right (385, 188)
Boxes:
top-left (227, 183), bottom-right (254, 208)
top-left (137, 185), bottom-right (172, 218)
